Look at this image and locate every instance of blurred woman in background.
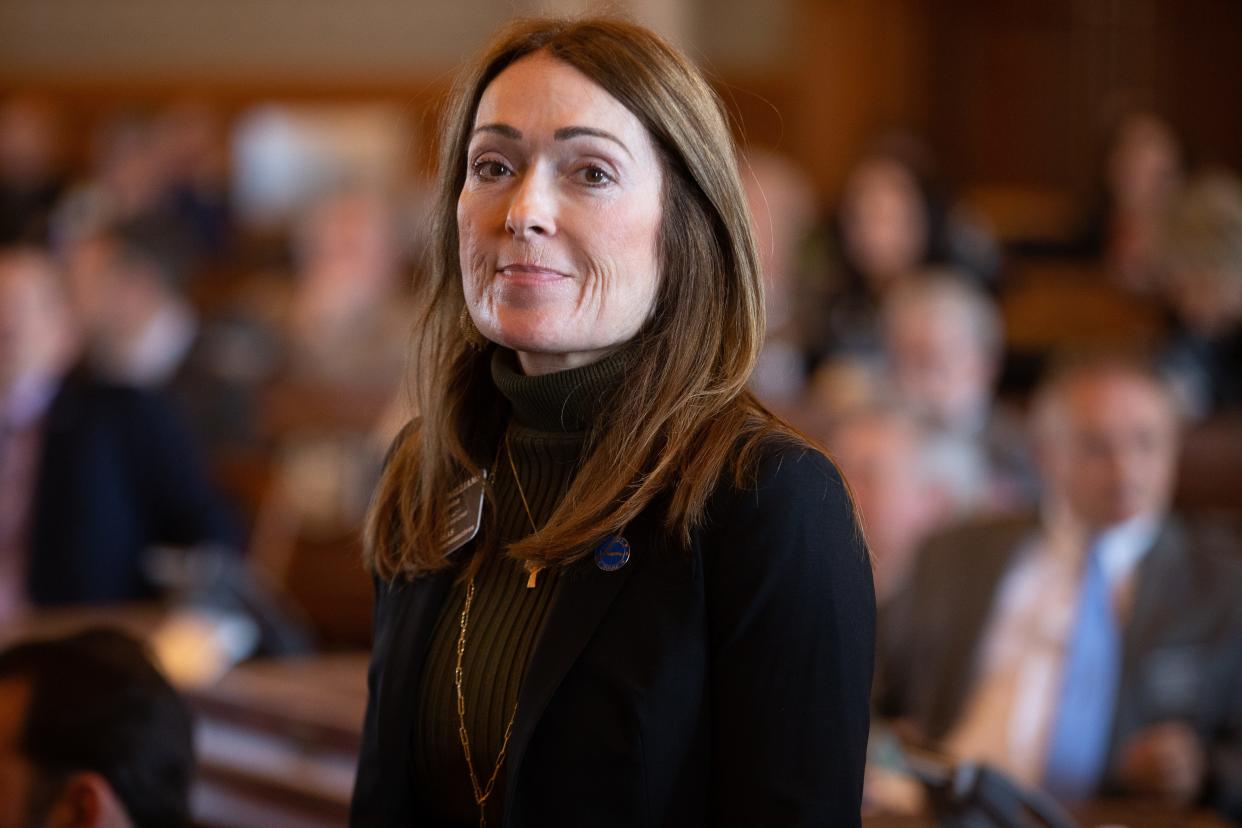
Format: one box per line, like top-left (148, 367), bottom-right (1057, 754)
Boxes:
top-left (1159, 171), bottom-right (1242, 417)
top-left (796, 133), bottom-right (1000, 370)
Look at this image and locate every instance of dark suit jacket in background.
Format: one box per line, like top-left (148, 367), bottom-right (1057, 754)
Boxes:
top-left (876, 514), bottom-right (1242, 820)
top-left (26, 371), bottom-right (239, 605)
top-left (351, 442), bottom-right (876, 827)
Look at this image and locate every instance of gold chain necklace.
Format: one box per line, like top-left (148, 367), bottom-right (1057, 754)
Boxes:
top-left (451, 427), bottom-right (547, 827)
top-left (504, 430), bottom-right (545, 588)
top-left (455, 577), bottom-right (518, 828)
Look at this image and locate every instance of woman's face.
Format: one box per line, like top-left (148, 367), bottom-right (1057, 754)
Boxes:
top-left (841, 158), bottom-right (927, 289)
top-left (458, 52), bottom-right (664, 376)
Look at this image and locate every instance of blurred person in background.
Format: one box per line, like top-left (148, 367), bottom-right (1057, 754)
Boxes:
top-left (0, 628), bottom-right (195, 828)
top-left (151, 99), bottom-right (233, 263)
top-left (1093, 110), bottom-right (1187, 295)
top-left (65, 217), bottom-right (198, 388)
top-left (282, 186), bottom-right (410, 387)
top-left (740, 147), bottom-right (818, 405)
top-left (1019, 109), bottom-right (1188, 294)
top-left (223, 186), bottom-right (413, 395)
top-left (0, 95), bottom-right (66, 247)
top-left (247, 188), bottom-right (413, 542)
top-left (809, 272), bottom-right (1036, 512)
top-left (63, 215), bottom-right (263, 454)
top-left (796, 133), bottom-right (1000, 369)
top-left (50, 111), bottom-right (205, 287)
top-left (822, 404), bottom-right (962, 608)
top-left (881, 273), bottom-right (1037, 510)
top-left (0, 246), bottom-right (237, 620)
top-left (1159, 171), bottom-right (1242, 419)
top-left (877, 356), bottom-right (1242, 819)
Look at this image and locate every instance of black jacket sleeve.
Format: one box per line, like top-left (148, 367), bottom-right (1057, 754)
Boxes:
top-left (701, 444), bottom-right (875, 827)
top-left (352, 576), bottom-right (392, 827)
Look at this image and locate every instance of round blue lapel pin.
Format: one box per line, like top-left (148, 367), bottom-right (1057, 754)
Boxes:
top-left (594, 535), bottom-right (631, 572)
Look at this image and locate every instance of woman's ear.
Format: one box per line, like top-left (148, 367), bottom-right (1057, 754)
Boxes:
top-left (44, 772), bottom-right (129, 828)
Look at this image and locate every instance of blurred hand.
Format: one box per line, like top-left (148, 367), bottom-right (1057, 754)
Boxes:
top-left (1117, 721), bottom-right (1206, 806)
top-left (888, 717), bottom-right (928, 748)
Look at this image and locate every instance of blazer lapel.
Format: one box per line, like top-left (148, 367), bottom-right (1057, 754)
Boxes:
top-left (501, 523), bottom-right (648, 812)
top-left (1122, 518), bottom-right (1188, 669)
top-left (925, 518), bottom-right (1037, 740)
top-left (1105, 518), bottom-right (1192, 773)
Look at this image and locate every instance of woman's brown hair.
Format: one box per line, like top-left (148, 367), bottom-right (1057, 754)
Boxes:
top-left (366, 16), bottom-right (802, 580)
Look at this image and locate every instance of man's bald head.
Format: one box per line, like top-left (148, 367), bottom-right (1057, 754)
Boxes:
top-left (1032, 355), bottom-right (1181, 531)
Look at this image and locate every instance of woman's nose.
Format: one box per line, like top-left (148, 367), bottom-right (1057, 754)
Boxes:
top-left (505, 170), bottom-right (556, 239)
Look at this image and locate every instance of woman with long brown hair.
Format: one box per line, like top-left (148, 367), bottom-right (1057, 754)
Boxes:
top-left (352, 17), bottom-right (874, 827)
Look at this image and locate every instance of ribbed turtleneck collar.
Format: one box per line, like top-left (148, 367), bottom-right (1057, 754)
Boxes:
top-left (490, 346), bottom-right (630, 433)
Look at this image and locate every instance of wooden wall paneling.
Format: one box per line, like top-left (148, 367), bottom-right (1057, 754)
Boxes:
top-left (1156, 2), bottom-right (1242, 173)
top-left (923, 0), bottom-right (1242, 194)
top-left (927, 1), bottom-right (1112, 192)
top-left (791, 0), bottom-right (933, 200)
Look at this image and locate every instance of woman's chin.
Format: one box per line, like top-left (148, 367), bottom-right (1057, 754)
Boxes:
top-left (482, 328), bottom-right (623, 375)
top-left (478, 322), bottom-right (550, 353)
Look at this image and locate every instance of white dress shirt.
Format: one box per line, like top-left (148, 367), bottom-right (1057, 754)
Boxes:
top-left (106, 301), bottom-right (198, 386)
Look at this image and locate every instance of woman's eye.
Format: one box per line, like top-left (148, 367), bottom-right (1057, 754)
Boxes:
top-left (471, 158), bottom-right (511, 179)
top-left (577, 165), bottom-right (614, 187)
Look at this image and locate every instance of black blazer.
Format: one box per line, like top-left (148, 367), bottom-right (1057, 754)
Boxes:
top-left (26, 372), bottom-right (239, 605)
top-left (351, 441), bottom-right (876, 827)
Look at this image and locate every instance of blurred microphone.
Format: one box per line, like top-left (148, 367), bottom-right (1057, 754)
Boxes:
top-left (903, 749), bottom-right (1079, 828)
top-left (144, 544), bottom-right (314, 684)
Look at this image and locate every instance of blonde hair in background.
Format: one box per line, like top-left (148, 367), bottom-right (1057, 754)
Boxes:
top-left (365, 17), bottom-right (805, 580)
top-left (1163, 170), bottom-right (1242, 282)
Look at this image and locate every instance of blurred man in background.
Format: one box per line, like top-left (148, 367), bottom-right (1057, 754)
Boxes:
top-left (62, 216), bottom-right (267, 455)
top-left (0, 247), bottom-right (236, 620)
top-left (0, 628), bottom-right (195, 828)
top-left (881, 273), bottom-right (1037, 510)
top-left (65, 217), bottom-right (198, 387)
top-left (824, 405), bottom-right (962, 608)
top-left (878, 356), bottom-right (1242, 820)
top-left (809, 272), bottom-right (1035, 514)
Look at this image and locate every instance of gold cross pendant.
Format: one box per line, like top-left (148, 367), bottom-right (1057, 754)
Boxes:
top-left (525, 562), bottom-right (543, 589)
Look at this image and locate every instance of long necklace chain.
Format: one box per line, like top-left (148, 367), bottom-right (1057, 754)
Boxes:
top-left (504, 430), bottom-right (545, 588)
top-left (455, 577), bottom-right (518, 828)
top-left (452, 427), bottom-right (546, 827)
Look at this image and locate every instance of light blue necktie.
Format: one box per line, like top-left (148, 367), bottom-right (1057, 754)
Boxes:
top-left (1042, 540), bottom-right (1122, 801)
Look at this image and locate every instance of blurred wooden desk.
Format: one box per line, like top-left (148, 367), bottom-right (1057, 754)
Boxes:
top-left (863, 801), bottom-right (1233, 827)
top-left (1001, 262), bottom-right (1166, 353)
top-left (188, 653), bottom-right (368, 828)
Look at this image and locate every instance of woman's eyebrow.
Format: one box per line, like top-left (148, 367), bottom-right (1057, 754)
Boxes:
top-left (472, 123), bottom-right (521, 140)
top-left (553, 126), bottom-right (633, 160)
top-left (470, 123), bottom-right (632, 160)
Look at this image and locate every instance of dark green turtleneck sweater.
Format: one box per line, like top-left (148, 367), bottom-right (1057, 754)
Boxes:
top-left (413, 347), bottom-right (627, 825)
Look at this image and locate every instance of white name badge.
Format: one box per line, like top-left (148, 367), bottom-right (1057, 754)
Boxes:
top-left (441, 470), bottom-right (487, 557)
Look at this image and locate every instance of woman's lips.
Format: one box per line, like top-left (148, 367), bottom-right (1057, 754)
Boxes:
top-left (496, 264), bottom-right (568, 283)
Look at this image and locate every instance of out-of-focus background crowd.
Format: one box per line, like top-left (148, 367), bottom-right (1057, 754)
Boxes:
top-left (1, 1), bottom-right (1241, 825)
